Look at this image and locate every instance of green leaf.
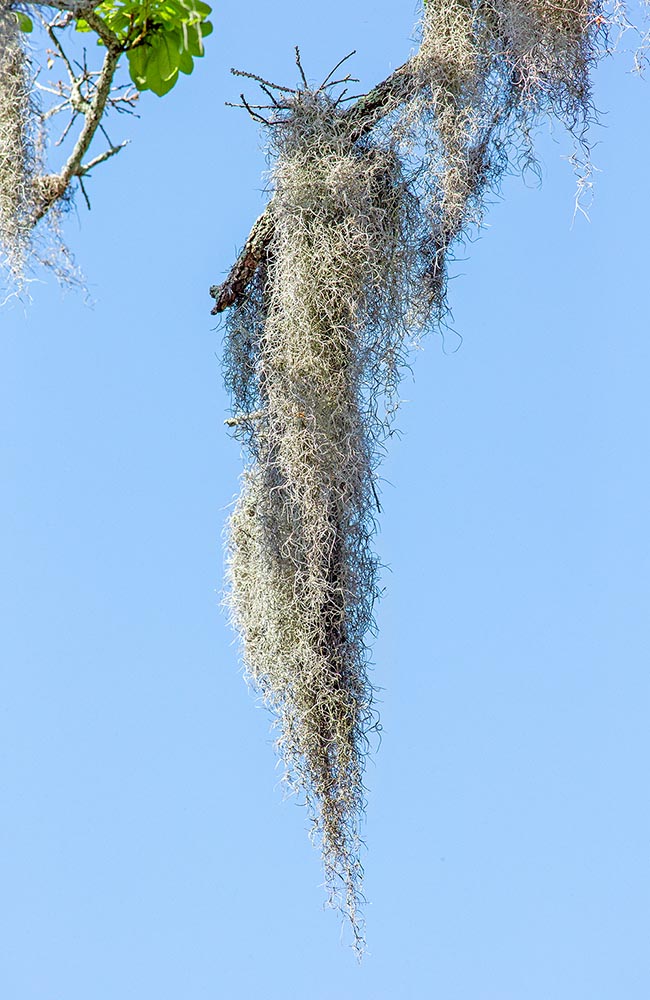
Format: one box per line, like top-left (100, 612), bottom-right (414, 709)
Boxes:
top-left (81, 1), bottom-right (213, 94)
top-left (146, 59), bottom-right (179, 96)
top-left (104, 11), bottom-right (131, 33)
top-left (15, 11), bottom-right (33, 32)
top-left (186, 20), bottom-right (212, 57)
top-left (178, 47), bottom-right (194, 75)
top-left (182, 0), bottom-right (212, 17)
top-left (151, 34), bottom-right (180, 81)
top-left (161, 1), bottom-right (188, 19)
top-left (126, 45), bottom-right (150, 89)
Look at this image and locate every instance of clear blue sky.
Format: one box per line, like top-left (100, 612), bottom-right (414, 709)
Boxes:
top-left (2, 3), bottom-right (649, 997)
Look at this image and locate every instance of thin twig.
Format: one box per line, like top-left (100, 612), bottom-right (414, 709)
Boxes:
top-left (224, 409), bottom-right (267, 427)
top-left (240, 93), bottom-right (272, 125)
top-left (98, 120), bottom-right (114, 146)
top-left (295, 46), bottom-right (309, 89)
top-left (55, 112), bottom-right (78, 146)
top-left (231, 67), bottom-right (296, 94)
top-left (35, 82), bottom-right (67, 98)
top-left (79, 141), bottom-right (129, 174)
top-left (260, 83), bottom-right (284, 108)
top-left (228, 100), bottom-right (278, 111)
top-left (322, 75), bottom-right (359, 89)
top-left (43, 21), bottom-right (76, 81)
top-left (78, 174), bottom-right (91, 210)
top-left (317, 51), bottom-right (357, 92)
top-left (41, 99), bottom-right (71, 121)
top-left (371, 480), bottom-right (382, 515)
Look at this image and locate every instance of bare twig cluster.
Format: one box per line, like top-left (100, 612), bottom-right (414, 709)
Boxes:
top-left (220, 1), bottom-right (633, 949)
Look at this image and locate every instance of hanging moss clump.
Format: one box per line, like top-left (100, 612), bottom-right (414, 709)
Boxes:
top-left (0, 3), bottom-right (38, 284)
top-left (225, 94), bottom-right (422, 948)
top-left (222, 1), bottom-right (621, 950)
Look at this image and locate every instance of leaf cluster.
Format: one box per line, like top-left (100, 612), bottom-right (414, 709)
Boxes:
top-left (76, 0), bottom-right (213, 96)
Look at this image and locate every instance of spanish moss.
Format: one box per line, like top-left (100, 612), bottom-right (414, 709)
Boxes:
top-left (223, 1), bottom-right (636, 950)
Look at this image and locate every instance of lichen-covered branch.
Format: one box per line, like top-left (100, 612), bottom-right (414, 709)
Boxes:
top-left (79, 140), bottom-right (129, 174)
top-left (210, 208), bottom-right (277, 313)
top-left (26, 4), bottom-right (124, 224)
top-left (26, 1), bottom-right (116, 45)
top-left (31, 39), bottom-right (121, 224)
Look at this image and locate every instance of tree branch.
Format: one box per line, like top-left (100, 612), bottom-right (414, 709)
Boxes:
top-left (224, 409), bottom-right (267, 427)
top-left (28, 1), bottom-right (101, 18)
top-left (30, 0), bottom-right (98, 8)
top-left (30, 15), bottom-right (122, 225)
top-left (79, 139), bottom-right (128, 173)
top-left (28, 2), bottom-right (119, 50)
top-left (210, 59), bottom-right (413, 315)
